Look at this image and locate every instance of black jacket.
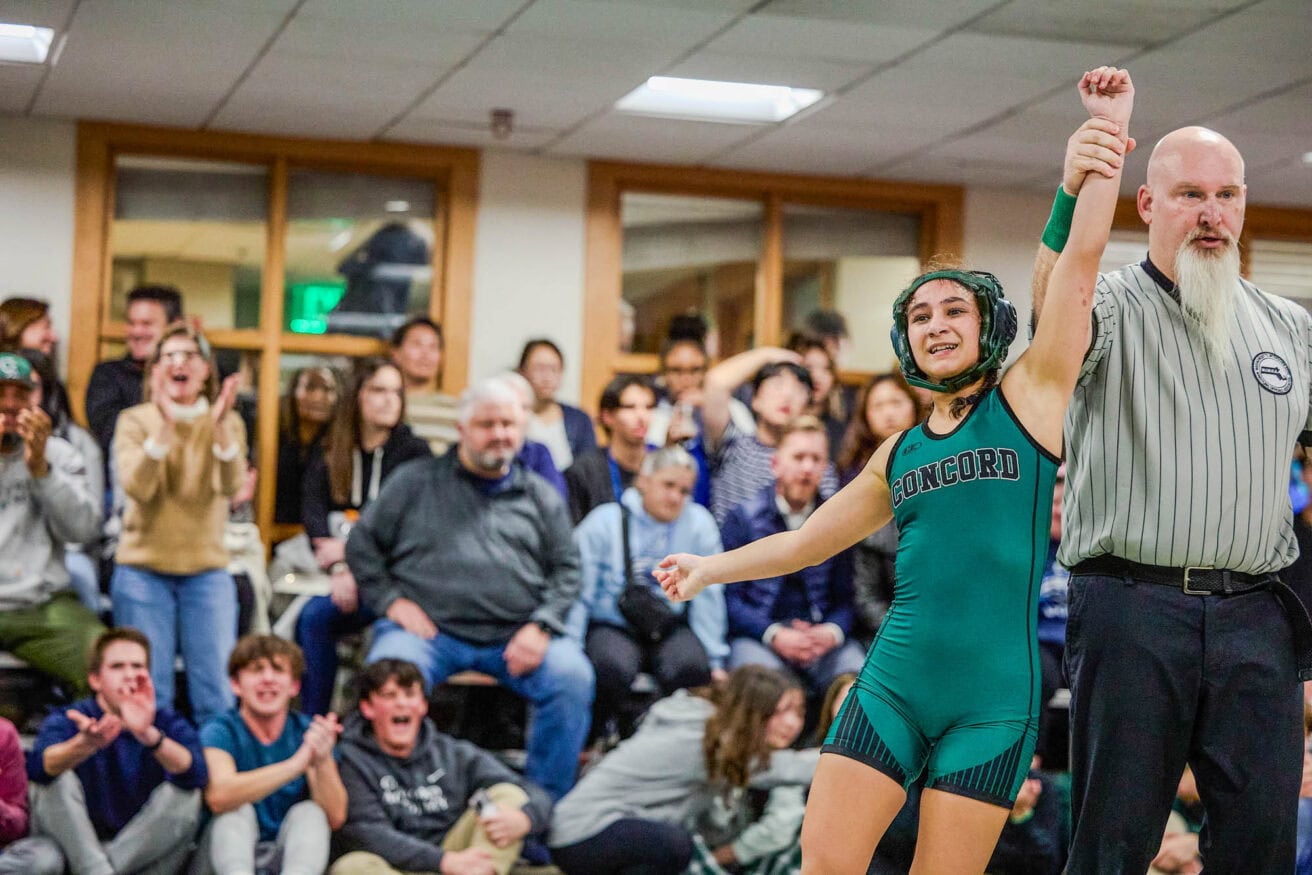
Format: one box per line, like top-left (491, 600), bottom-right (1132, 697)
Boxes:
top-left (300, 423), bottom-right (430, 538)
top-left (564, 447), bottom-right (636, 526)
top-left (85, 357), bottom-right (144, 458)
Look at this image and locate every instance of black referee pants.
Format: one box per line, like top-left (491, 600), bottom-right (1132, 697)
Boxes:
top-left (1065, 573), bottom-right (1303, 874)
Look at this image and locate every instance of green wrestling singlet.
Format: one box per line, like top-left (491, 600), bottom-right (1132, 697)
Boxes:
top-left (824, 386), bottom-right (1059, 807)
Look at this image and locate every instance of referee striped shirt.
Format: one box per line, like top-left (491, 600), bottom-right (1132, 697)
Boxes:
top-left (1059, 259), bottom-right (1312, 574)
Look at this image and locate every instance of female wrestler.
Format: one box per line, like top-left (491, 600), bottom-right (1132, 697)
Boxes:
top-left (656, 67), bottom-right (1134, 874)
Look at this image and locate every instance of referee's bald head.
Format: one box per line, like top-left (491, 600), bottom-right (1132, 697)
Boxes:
top-left (1145, 127), bottom-right (1245, 188)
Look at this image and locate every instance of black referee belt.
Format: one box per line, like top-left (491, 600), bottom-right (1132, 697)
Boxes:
top-left (1072, 555), bottom-right (1312, 680)
top-left (1072, 556), bottom-right (1275, 594)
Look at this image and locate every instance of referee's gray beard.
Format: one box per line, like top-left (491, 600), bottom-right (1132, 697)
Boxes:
top-left (1174, 239), bottom-right (1240, 365)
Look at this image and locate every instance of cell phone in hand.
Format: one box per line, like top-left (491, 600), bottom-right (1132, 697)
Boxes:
top-left (469, 787), bottom-right (498, 817)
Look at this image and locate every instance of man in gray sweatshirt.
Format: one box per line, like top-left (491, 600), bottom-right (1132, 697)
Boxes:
top-left (331, 659), bottom-right (552, 875)
top-left (0, 353), bottom-right (104, 696)
top-left (346, 377), bottom-right (593, 800)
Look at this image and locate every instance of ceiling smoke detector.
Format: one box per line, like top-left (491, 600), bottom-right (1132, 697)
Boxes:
top-left (490, 108), bottom-right (514, 140)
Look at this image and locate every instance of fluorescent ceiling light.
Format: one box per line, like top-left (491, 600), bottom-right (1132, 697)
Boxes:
top-left (0, 23), bottom-right (54, 64)
top-left (384, 200), bottom-right (410, 213)
top-left (1303, 151), bottom-right (1312, 166)
top-left (615, 76), bottom-right (824, 124)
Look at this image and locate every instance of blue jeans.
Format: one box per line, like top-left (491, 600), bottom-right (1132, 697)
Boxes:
top-left (729, 635), bottom-right (867, 698)
top-left (294, 596), bottom-right (376, 716)
top-left (367, 620), bottom-right (595, 799)
top-left (1298, 796), bottom-right (1312, 874)
top-left (111, 564), bottom-right (237, 723)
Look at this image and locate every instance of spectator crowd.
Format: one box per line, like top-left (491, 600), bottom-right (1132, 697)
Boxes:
top-left (0, 269), bottom-right (1303, 875)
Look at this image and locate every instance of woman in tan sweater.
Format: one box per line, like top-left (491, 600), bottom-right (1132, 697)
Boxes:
top-left (111, 323), bottom-right (246, 723)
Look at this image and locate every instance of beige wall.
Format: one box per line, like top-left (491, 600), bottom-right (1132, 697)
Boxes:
top-left (0, 117), bottom-right (76, 368)
top-left (469, 150), bottom-right (587, 402)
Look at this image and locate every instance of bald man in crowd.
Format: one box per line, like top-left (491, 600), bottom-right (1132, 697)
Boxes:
top-left (1033, 123), bottom-right (1312, 871)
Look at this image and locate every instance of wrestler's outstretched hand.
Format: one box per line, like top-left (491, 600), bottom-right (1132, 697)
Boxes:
top-left (655, 553), bottom-right (709, 602)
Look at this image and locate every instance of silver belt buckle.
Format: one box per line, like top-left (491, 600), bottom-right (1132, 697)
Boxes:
top-left (1182, 566), bottom-right (1214, 595)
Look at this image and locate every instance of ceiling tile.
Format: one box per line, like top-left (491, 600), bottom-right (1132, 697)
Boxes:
top-left (1245, 157), bottom-right (1312, 208)
top-left (967, 0), bottom-right (1253, 46)
top-left (270, 13), bottom-right (490, 65)
top-left (294, 0), bottom-right (523, 30)
top-left (811, 31), bottom-right (1136, 165)
top-left (546, 112), bottom-right (759, 164)
top-left (758, 0), bottom-right (1004, 30)
top-left (707, 13), bottom-right (937, 65)
top-left (509, 0), bottom-right (736, 45)
top-left (574, 0), bottom-right (759, 10)
top-left (0, 0), bottom-right (76, 29)
top-left (710, 122), bottom-right (935, 176)
top-left (1199, 83), bottom-right (1312, 172)
top-left (667, 50), bottom-right (871, 91)
top-left (208, 103), bottom-right (394, 140)
top-left (408, 33), bottom-right (669, 130)
top-left (876, 156), bottom-right (1062, 189)
top-left (233, 52), bottom-right (439, 102)
top-left (0, 63), bottom-right (45, 114)
top-left (1110, 1), bottom-right (1312, 136)
top-left (33, 1), bottom-right (291, 125)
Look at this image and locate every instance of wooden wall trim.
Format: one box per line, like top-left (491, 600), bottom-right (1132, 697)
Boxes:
top-left (756, 194), bottom-right (783, 347)
top-left (253, 158), bottom-right (288, 541)
top-left (78, 121), bottom-right (479, 170)
top-left (581, 170), bottom-right (622, 416)
top-left (583, 160), bottom-right (966, 414)
top-left (439, 152), bottom-right (480, 394)
top-left (68, 128), bottom-right (112, 426)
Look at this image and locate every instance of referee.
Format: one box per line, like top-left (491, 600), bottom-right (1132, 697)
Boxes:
top-left (1033, 124), bottom-right (1312, 872)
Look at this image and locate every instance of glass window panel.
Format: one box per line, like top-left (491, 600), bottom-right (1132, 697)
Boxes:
top-left (110, 156), bottom-right (268, 330)
top-left (1249, 239), bottom-right (1312, 311)
top-left (622, 193), bottom-right (763, 357)
top-left (285, 170), bottom-right (437, 339)
top-left (782, 204), bottom-right (921, 373)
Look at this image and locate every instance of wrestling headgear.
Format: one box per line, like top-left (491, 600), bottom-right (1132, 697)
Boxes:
top-left (889, 269), bottom-right (1018, 393)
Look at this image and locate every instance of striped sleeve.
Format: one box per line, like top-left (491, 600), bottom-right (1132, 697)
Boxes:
top-left (1302, 307), bottom-right (1312, 433)
top-left (1078, 282), bottom-right (1119, 385)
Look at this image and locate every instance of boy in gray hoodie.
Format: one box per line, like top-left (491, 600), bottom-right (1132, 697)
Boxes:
top-left (331, 659), bottom-right (552, 875)
top-left (0, 352), bottom-right (104, 696)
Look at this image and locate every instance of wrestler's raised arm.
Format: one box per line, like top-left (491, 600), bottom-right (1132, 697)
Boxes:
top-left (1006, 67), bottom-right (1134, 454)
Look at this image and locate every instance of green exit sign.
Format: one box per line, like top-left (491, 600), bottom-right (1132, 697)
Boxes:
top-left (285, 281), bottom-right (346, 334)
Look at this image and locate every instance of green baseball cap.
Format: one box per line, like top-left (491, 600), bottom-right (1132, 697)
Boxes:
top-left (0, 353), bottom-right (34, 388)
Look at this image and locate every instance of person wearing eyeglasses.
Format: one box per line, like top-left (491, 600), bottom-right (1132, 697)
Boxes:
top-left (110, 322), bottom-right (247, 724)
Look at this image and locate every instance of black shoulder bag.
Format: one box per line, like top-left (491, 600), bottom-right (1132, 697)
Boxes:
top-left (616, 504), bottom-right (681, 643)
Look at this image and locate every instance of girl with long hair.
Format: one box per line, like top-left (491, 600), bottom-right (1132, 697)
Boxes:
top-left (836, 373), bottom-right (923, 483)
top-left (274, 364), bottom-right (339, 525)
top-left (788, 334), bottom-right (848, 460)
top-left (294, 358), bottom-right (429, 715)
top-left (550, 665), bottom-right (814, 875)
top-left (657, 70), bottom-right (1132, 873)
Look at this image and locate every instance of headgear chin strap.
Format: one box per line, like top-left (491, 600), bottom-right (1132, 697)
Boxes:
top-left (889, 269), bottom-right (1018, 393)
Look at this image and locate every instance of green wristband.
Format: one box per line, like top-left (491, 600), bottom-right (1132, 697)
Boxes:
top-left (1040, 185), bottom-right (1077, 253)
